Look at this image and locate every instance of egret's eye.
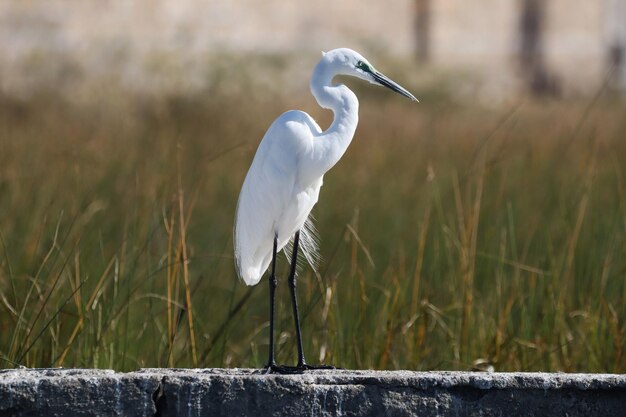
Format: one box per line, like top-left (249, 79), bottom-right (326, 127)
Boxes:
top-left (356, 60), bottom-right (371, 73)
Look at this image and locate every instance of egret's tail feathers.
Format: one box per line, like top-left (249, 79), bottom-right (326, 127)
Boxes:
top-left (235, 242), bottom-right (272, 286)
top-left (240, 266), bottom-right (263, 286)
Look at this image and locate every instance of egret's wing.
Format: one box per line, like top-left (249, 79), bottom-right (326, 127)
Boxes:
top-left (280, 113), bottom-right (323, 274)
top-left (235, 110), bottom-right (323, 285)
top-left (234, 115), bottom-right (301, 285)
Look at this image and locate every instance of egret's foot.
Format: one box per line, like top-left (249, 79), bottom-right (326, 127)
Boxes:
top-left (298, 363), bottom-right (336, 371)
top-left (260, 363), bottom-right (336, 374)
top-left (261, 364), bottom-right (303, 374)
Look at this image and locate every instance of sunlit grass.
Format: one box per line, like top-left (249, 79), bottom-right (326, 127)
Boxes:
top-left (0, 88), bottom-right (624, 372)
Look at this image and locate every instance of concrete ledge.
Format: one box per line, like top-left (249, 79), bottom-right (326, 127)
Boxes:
top-left (1, 368), bottom-right (625, 416)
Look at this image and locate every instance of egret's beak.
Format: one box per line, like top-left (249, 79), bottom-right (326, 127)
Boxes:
top-left (372, 71), bottom-right (418, 102)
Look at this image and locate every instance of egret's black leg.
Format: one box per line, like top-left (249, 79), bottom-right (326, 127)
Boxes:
top-left (288, 231), bottom-right (307, 367)
top-left (262, 234), bottom-right (305, 374)
top-left (264, 235), bottom-right (278, 372)
top-left (286, 231), bottom-right (335, 372)
top-left (262, 231), bottom-right (334, 374)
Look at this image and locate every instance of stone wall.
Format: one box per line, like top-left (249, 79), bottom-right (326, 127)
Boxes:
top-left (1, 368), bottom-right (625, 416)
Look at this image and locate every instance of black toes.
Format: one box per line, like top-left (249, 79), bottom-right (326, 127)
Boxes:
top-left (260, 363), bottom-right (335, 374)
top-left (301, 364), bottom-right (336, 370)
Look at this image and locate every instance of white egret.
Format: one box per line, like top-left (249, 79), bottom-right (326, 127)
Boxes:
top-left (234, 48), bottom-right (417, 373)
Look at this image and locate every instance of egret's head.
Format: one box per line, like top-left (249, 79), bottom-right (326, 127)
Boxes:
top-left (321, 48), bottom-right (418, 101)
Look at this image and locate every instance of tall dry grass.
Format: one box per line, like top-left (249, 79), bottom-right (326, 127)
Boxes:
top-left (0, 85), bottom-right (624, 372)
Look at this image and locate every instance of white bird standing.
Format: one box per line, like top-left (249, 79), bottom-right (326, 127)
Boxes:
top-left (234, 48), bottom-right (417, 373)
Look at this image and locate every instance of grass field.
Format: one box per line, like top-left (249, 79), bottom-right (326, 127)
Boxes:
top-left (0, 84), bottom-right (624, 373)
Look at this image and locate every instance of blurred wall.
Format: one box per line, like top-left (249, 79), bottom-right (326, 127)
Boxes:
top-left (0, 0), bottom-right (414, 96)
top-left (0, 0), bottom-right (625, 98)
top-left (427, 0), bottom-right (626, 95)
top-left (0, 0), bottom-right (416, 55)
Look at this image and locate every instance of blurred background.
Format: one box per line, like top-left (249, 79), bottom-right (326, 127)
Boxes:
top-left (2, 0), bottom-right (626, 98)
top-left (0, 1), bottom-right (624, 373)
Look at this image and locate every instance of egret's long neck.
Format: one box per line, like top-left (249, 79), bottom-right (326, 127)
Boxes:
top-left (308, 60), bottom-right (359, 175)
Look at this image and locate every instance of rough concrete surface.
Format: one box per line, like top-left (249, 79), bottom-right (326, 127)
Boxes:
top-left (0, 368), bottom-right (625, 416)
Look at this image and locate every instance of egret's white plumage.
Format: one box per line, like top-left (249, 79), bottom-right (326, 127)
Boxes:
top-left (234, 109), bottom-right (325, 285)
top-left (234, 48), bottom-right (416, 286)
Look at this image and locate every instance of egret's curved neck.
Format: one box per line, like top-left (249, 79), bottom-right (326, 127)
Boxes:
top-left (311, 61), bottom-right (359, 137)
top-left (309, 59), bottom-right (359, 174)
